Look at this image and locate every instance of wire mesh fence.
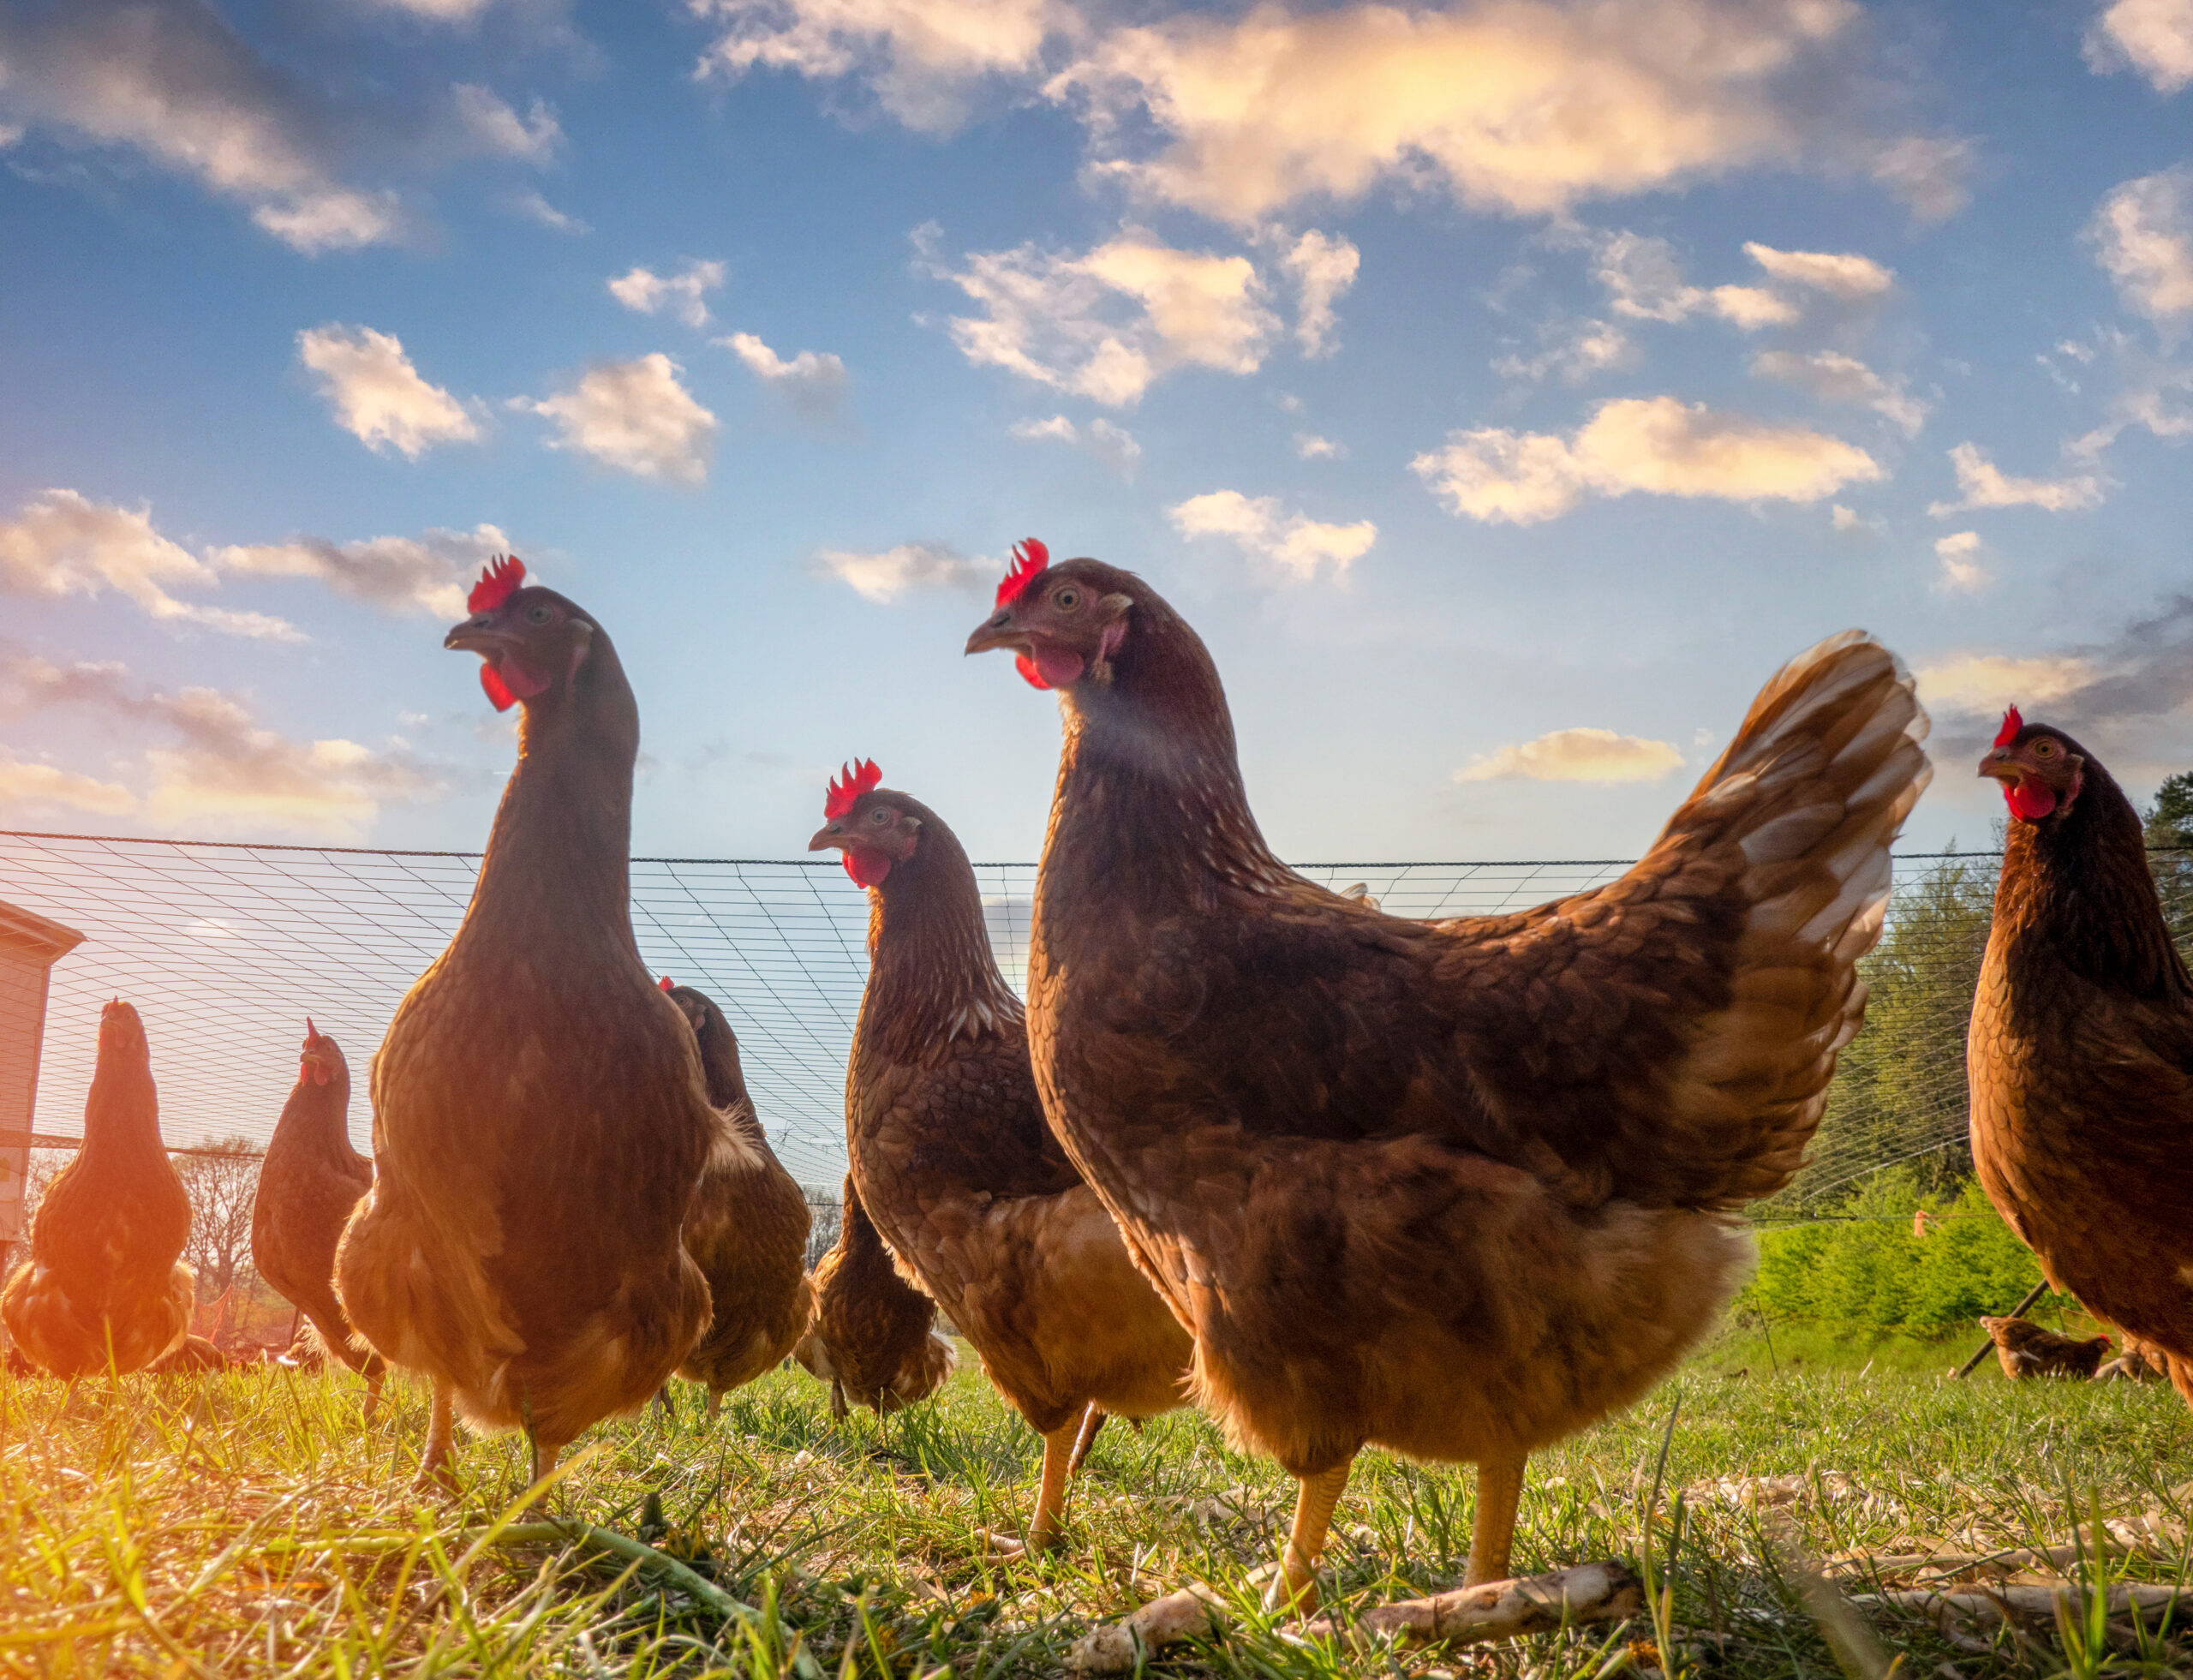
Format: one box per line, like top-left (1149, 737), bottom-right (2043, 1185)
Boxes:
top-left (3, 828), bottom-right (2186, 1205)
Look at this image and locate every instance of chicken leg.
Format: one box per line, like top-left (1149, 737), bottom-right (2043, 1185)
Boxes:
top-left (982, 1416), bottom-right (1089, 1556)
top-left (1464, 1452), bottom-right (1527, 1587)
top-left (1264, 1460), bottom-right (1353, 1613)
top-left (415, 1378), bottom-right (457, 1491)
top-left (1067, 1404), bottom-right (1107, 1476)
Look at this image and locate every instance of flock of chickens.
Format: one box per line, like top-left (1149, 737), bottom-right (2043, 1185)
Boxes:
top-left (4, 541), bottom-right (2190, 1614)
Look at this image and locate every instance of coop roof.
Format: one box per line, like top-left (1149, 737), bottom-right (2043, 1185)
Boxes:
top-left (0, 900), bottom-right (85, 966)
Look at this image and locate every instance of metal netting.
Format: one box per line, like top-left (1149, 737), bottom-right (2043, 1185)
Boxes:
top-left (3, 829), bottom-right (2185, 1201)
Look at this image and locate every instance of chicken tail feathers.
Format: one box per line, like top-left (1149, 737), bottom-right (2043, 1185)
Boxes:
top-left (1634, 631), bottom-right (1930, 1208)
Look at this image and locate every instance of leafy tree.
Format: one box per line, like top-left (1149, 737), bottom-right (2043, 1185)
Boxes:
top-left (803, 1186), bottom-right (842, 1271)
top-left (2144, 770), bottom-right (2193, 946)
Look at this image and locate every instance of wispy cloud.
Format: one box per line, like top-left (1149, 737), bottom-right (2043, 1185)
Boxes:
top-left (1927, 441), bottom-right (2106, 515)
top-left (1456, 726), bottom-right (1684, 782)
top-left (506, 188), bottom-right (590, 235)
top-left (2087, 166), bottom-right (2193, 324)
top-left (451, 84), bottom-right (562, 163)
top-left (296, 325), bottom-right (482, 459)
top-left (719, 331), bottom-right (850, 421)
top-left (1413, 398), bottom-right (1879, 525)
top-left (1168, 490), bottom-right (1376, 583)
top-left (0, 490), bottom-right (299, 640)
top-left (1933, 529), bottom-right (1990, 592)
top-left (917, 223), bottom-right (1278, 406)
top-left (609, 260), bottom-right (727, 329)
top-left (212, 523), bottom-right (511, 619)
top-left (1280, 230), bottom-right (1359, 356)
top-left (1751, 349), bottom-right (1927, 434)
top-left (809, 541), bottom-right (989, 602)
top-left (0, 753), bottom-right (136, 817)
top-left (1008, 413), bottom-right (1140, 476)
top-left (516, 355), bottom-right (718, 483)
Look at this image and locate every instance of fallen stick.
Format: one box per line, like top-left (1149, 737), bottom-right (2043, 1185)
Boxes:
top-left (1066, 1583), bottom-right (1227, 1672)
top-left (1301, 1563), bottom-right (1641, 1653)
top-left (1855, 1581), bottom-right (2193, 1635)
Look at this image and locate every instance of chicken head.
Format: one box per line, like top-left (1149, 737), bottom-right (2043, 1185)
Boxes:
top-left (1981, 707), bottom-right (2087, 823)
top-left (808, 760), bottom-right (923, 888)
top-left (963, 541), bottom-right (1133, 691)
top-left (444, 554), bottom-right (598, 713)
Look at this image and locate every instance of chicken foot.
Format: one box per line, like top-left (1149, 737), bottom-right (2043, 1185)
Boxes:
top-left (982, 1416), bottom-right (1088, 1556)
top-left (1465, 1452), bottom-right (1527, 1587)
top-left (415, 1379), bottom-right (457, 1492)
top-left (1264, 1459), bottom-right (1353, 1613)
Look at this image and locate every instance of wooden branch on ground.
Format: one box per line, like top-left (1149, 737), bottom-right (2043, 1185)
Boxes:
top-left (1855, 1581), bottom-right (2193, 1638)
top-left (1066, 1583), bottom-right (1227, 1671)
top-left (1301, 1562), bottom-right (1642, 1652)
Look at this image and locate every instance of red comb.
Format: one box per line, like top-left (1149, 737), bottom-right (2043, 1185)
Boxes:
top-left (469, 554), bottom-right (526, 614)
top-left (659, 976), bottom-right (676, 993)
top-left (1995, 706), bottom-right (2023, 748)
top-left (995, 539), bottom-right (1049, 607)
top-left (304, 1017), bottom-right (317, 1038)
top-left (825, 759), bottom-right (881, 819)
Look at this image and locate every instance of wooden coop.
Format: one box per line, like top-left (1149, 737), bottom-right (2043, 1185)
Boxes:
top-left (0, 899), bottom-right (85, 1253)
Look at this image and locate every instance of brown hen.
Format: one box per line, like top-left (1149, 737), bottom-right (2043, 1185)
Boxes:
top-left (251, 1021), bottom-right (385, 1414)
top-left (337, 557), bottom-right (715, 1486)
top-left (966, 545), bottom-right (1929, 1606)
top-left (794, 1174), bottom-right (954, 1419)
top-left (1978, 1315), bottom-right (2112, 1379)
top-left (1969, 711), bottom-right (2193, 1408)
top-left (3, 1000), bottom-right (194, 1377)
top-left (810, 765), bottom-right (1192, 1551)
top-left (660, 982), bottom-right (812, 1418)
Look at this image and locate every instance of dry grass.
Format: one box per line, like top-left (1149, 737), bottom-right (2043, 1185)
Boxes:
top-left (3, 1345), bottom-right (2190, 1677)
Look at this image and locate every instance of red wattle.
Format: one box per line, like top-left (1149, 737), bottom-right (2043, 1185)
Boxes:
top-left (480, 655), bottom-right (551, 711)
top-left (304, 1060), bottom-right (330, 1086)
top-left (1020, 642), bottom-right (1085, 688)
top-left (481, 662), bottom-right (517, 711)
top-left (844, 849), bottom-right (893, 888)
top-left (2004, 780), bottom-right (2058, 821)
top-left (1015, 654), bottom-right (1050, 691)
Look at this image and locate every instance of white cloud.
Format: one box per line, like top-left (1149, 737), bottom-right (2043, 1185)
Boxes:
top-left (0, 754), bottom-right (136, 816)
top-left (1751, 349), bottom-right (1927, 434)
top-left (365, 0), bottom-right (498, 19)
top-left (692, 0), bottom-right (1060, 134)
top-left (0, 489), bottom-right (299, 640)
top-left (516, 356), bottom-right (718, 484)
top-left (1492, 316), bottom-right (1634, 384)
top-left (452, 84), bottom-right (562, 164)
top-left (1413, 397), bottom-right (1880, 525)
top-left (809, 541), bottom-right (989, 602)
top-left (2086, 0), bottom-right (2193, 93)
top-left (0, 2), bottom-right (402, 253)
top-left (1830, 502), bottom-right (1883, 534)
top-left (1280, 230), bottom-right (1359, 356)
top-left (1168, 490), bottom-right (1376, 582)
top-left (608, 260), bottom-right (726, 329)
top-left (1455, 726), bottom-right (1684, 782)
top-left (1049, 0), bottom-right (1957, 224)
top-left (296, 325), bottom-right (481, 459)
top-left (919, 224), bottom-right (1279, 405)
top-left (1933, 530), bottom-right (1989, 593)
top-left (1294, 431), bottom-right (1345, 459)
top-left (1927, 441), bottom-right (2105, 515)
top-left (212, 523), bottom-right (511, 619)
top-left (719, 331), bottom-right (849, 421)
top-left (1740, 241), bottom-right (1894, 300)
top-left (1592, 231), bottom-right (1889, 331)
top-left (2087, 167), bottom-right (2193, 321)
top-left (1915, 653), bottom-right (2097, 714)
top-left (1008, 414), bottom-right (1142, 476)
top-left (507, 189), bottom-right (589, 235)
top-left (14, 658), bottom-right (436, 840)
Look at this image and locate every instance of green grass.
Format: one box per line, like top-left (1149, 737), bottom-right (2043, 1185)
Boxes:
top-left (3, 1343), bottom-right (2190, 1678)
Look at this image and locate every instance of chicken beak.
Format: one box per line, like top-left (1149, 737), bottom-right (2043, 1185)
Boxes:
top-left (1978, 749), bottom-right (2018, 783)
top-left (965, 608), bottom-right (1024, 657)
top-left (808, 823), bottom-right (846, 853)
top-left (445, 616), bottom-right (517, 654)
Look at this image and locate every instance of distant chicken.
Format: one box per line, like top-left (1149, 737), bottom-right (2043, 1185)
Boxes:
top-left (1980, 1315), bottom-right (2112, 1380)
top-left (966, 543), bottom-right (1928, 1605)
top-left (251, 1021), bottom-right (385, 1415)
top-left (810, 761), bottom-right (1192, 1551)
top-left (150, 1334), bottom-right (230, 1375)
top-left (3, 1001), bottom-right (194, 1377)
top-left (659, 981), bottom-right (812, 1418)
top-left (338, 558), bottom-right (716, 1486)
top-left (794, 1174), bottom-right (954, 1418)
top-left (1969, 710), bottom-right (2193, 1408)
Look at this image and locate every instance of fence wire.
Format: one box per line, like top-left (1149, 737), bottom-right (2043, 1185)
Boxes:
top-left (3, 829), bottom-right (2185, 1201)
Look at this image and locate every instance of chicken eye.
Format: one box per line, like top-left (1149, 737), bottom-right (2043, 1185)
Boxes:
top-left (1054, 588), bottom-right (1080, 610)
top-left (869, 808), bottom-right (891, 825)
top-left (526, 603), bottom-right (553, 625)
top-left (2034, 740), bottom-right (2056, 757)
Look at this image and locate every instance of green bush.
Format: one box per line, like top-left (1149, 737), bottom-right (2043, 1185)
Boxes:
top-left (1736, 1171), bottom-right (2069, 1339)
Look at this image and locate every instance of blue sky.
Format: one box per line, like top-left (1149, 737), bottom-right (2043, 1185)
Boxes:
top-left (2, 0), bottom-right (2190, 867)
